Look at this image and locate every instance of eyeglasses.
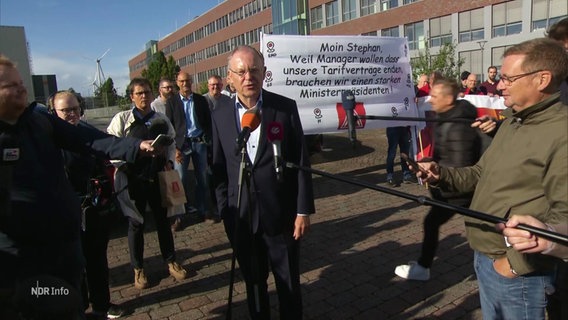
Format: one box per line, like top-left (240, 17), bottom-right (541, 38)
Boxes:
top-left (133, 90), bottom-right (151, 97)
top-left (208, 83), bottom-right (222, 87)
top-left (160, 86), bottom-right (173, 89)
top-left (55, 106), bottom-right (80, 115)
top-left (229, 67), bottom-right (262, 78)
top-left (499, 70), bottom-right (542, 86)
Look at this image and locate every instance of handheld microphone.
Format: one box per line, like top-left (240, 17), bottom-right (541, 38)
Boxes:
top-left (235, 107), bottom-right (261, 155)
top-left (267, 122), bottom-right (283, 182)
top-left (341, 90), bottom-right (357, 146)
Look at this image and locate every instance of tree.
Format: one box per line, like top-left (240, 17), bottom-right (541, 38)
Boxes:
top-left (141, 51), bottom-right (180, 94)
top-left (94, 77), bottom-right (118, 107)
top-left (411, 40), bottom-right (464, 82)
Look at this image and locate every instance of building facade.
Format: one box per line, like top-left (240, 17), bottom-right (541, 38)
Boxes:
top-left (0, 25), bottom-right (36, 102)
top-left (128, 0), bottom-right (567, 86)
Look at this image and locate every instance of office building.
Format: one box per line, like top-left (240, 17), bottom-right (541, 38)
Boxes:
top-left (129, 0), bottom-right (567, 85)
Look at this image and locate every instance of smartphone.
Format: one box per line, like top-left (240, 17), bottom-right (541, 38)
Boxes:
top-left (401, 153), bottom-right (428, 174)
top-left (151, 134), bottom-right (174, 147)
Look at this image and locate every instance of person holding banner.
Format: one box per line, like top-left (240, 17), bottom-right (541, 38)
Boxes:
top-left (211, 45), bottom-right (315, 320)
top-left (414, 38), bottom-right (568, 320)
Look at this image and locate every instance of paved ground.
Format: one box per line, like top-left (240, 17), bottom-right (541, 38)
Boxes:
top-left (85, 112), bottom-right (482, 320)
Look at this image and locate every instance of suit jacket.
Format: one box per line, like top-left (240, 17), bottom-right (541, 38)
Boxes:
top-left (211, 90), bottom-right (315, 236)
top-left (165, 92), bottom-right (212, 149)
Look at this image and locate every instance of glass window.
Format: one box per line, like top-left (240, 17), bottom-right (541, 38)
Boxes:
top-left (311, 6), bottom-right (324, 30)
top-left (342, 0), bottom-right (357, 21)
top-left (403, 0), bottom-right (417, 4)
top-left (361, 0), bottom-right (378, 16)
top-left (381, 0), bottom-right (398, 11)
top-left (381, 26), bottom-right (400, 37)
top-left (459, 8), bottom-right (484, 43)
top-left (492, 0), bottom-right (523, 38)
top-left (326, 1), bottom-right (339, 26)
top-left (405, 21), bottom-right (424, 50)
top-left (429, 15), bottom-right (452, 47)
top-left (532, 0), bottom-right (568, 31)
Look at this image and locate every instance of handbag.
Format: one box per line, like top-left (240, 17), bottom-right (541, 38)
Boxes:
top-left (158, 170), bottom-right (187, 207)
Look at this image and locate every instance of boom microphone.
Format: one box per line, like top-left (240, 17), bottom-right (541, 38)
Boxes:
top-left (267, 122), bottom-right (283, 182)
top-left (235, 107), bottom-right (261, 155)
top-left (341, 90), bottom-right (357, 146)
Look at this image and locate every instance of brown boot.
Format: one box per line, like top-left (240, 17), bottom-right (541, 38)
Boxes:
top-left (168, 262), bottom-right (187, 281)
top-left (134, 268), bottom-right (148, 289)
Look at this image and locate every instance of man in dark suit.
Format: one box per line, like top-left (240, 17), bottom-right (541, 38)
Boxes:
top-left (211, 45), bottom-right (315, 320)
top-left (165, 72), bottom-right (212, 221)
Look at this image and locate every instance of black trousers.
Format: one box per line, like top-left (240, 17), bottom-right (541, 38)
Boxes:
top-left (128, 181), bottom-right (175, 269)
top-left (81, 207), bottom-right (111, 312)
top-left (417, 194), bottom-right (470, 269)
top-left (224, 218), bottom-right (302, 320)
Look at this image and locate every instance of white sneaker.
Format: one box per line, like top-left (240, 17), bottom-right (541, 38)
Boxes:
top-left (394, 261), bottom-right (430, 281)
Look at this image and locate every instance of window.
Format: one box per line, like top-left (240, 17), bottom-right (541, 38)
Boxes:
top-left (532, 0), bottom-right (567, 31)
top-left (459, 50), bottom-right (483, 80)
top-left (311, 6), bottom-right (324, 30)
top-left (381, 26), bottom-right (400, 37)
top-left (361, 0), bottom-right (377, 16)
top-left (326, 1), bottom-right (339, 26)
top-left (381, 0), bottom-right (398, 11)
top-left (492, 0), bottom-right (522, 38)
top-left (403, 0), bottom-right (417, 4)
top-left (459, 8), bottom-right (484, 43)
top-left (405, 21), bottom-right (424, 50)
top-left (429, 15), bottom-right (452, 47)
top-left (362, 31), bottom-right (378, 36)
top-left (342, 0), bottom-right (357, 21)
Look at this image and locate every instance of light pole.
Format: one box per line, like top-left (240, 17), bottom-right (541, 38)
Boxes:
top-left (477, 40), bottom-right (487, 82)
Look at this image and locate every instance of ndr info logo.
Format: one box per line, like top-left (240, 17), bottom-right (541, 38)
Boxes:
top-left (31, 280), bottom-right (70, 298)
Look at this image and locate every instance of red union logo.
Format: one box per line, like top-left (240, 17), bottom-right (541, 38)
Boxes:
top-left (336, 102), bottom-right (366, 130)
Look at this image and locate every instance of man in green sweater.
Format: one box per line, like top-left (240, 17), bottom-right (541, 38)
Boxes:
top-left (414, 38), bottom-right (567, 320)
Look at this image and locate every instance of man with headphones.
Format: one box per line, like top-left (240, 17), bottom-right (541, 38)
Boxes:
top-left (49, 91), bottom-right (126, 319)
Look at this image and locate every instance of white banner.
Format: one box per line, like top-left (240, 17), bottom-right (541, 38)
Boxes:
top-left (261, 34), bottom-right (418, 134)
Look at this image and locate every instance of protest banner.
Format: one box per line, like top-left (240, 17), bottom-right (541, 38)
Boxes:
top-left (261, 34), bottom-right (418, 134)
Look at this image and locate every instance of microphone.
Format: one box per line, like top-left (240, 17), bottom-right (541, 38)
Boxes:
top-left (235, 107), bottom-right (261, 155)
top-left (148, 118), bottom-right (170, 140)
top-left (341, 90), bottom-right (357, 147)
top-left (267, 122), bottom-right (283, 182)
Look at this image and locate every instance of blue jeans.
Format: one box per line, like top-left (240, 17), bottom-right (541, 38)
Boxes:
top-left (386, 127), bottom-right (410, 177)
top-left (175, 140), bottom-right (210, 214)
top-left (474, 251), bottom-right (554, 320)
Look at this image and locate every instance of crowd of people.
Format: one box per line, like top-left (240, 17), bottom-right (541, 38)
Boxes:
top-left (0, 16), bottom-right (566, 320)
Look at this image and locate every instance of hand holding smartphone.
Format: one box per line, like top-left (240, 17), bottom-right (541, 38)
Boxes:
top-left (401, 153), bottom-right (428, 174)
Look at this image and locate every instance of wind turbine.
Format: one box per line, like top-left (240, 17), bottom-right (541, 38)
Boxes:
top-left (92, 48), bottom-right (110, 93)
top-left (91, 49), bottom-right (110, 109)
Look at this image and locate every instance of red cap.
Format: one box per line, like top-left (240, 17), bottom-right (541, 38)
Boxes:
top-left (267, 121), bottom-right (283, 142)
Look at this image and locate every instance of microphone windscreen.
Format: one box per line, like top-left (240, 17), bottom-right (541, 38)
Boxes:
top-left (267, 122), bottom-right (283, 142)
top-left (148, 118), bottom-right (169, 139)
top-left (341, 90), bottom-right (355, 111)
top-left (241, 107), bottom-right (261, 132)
